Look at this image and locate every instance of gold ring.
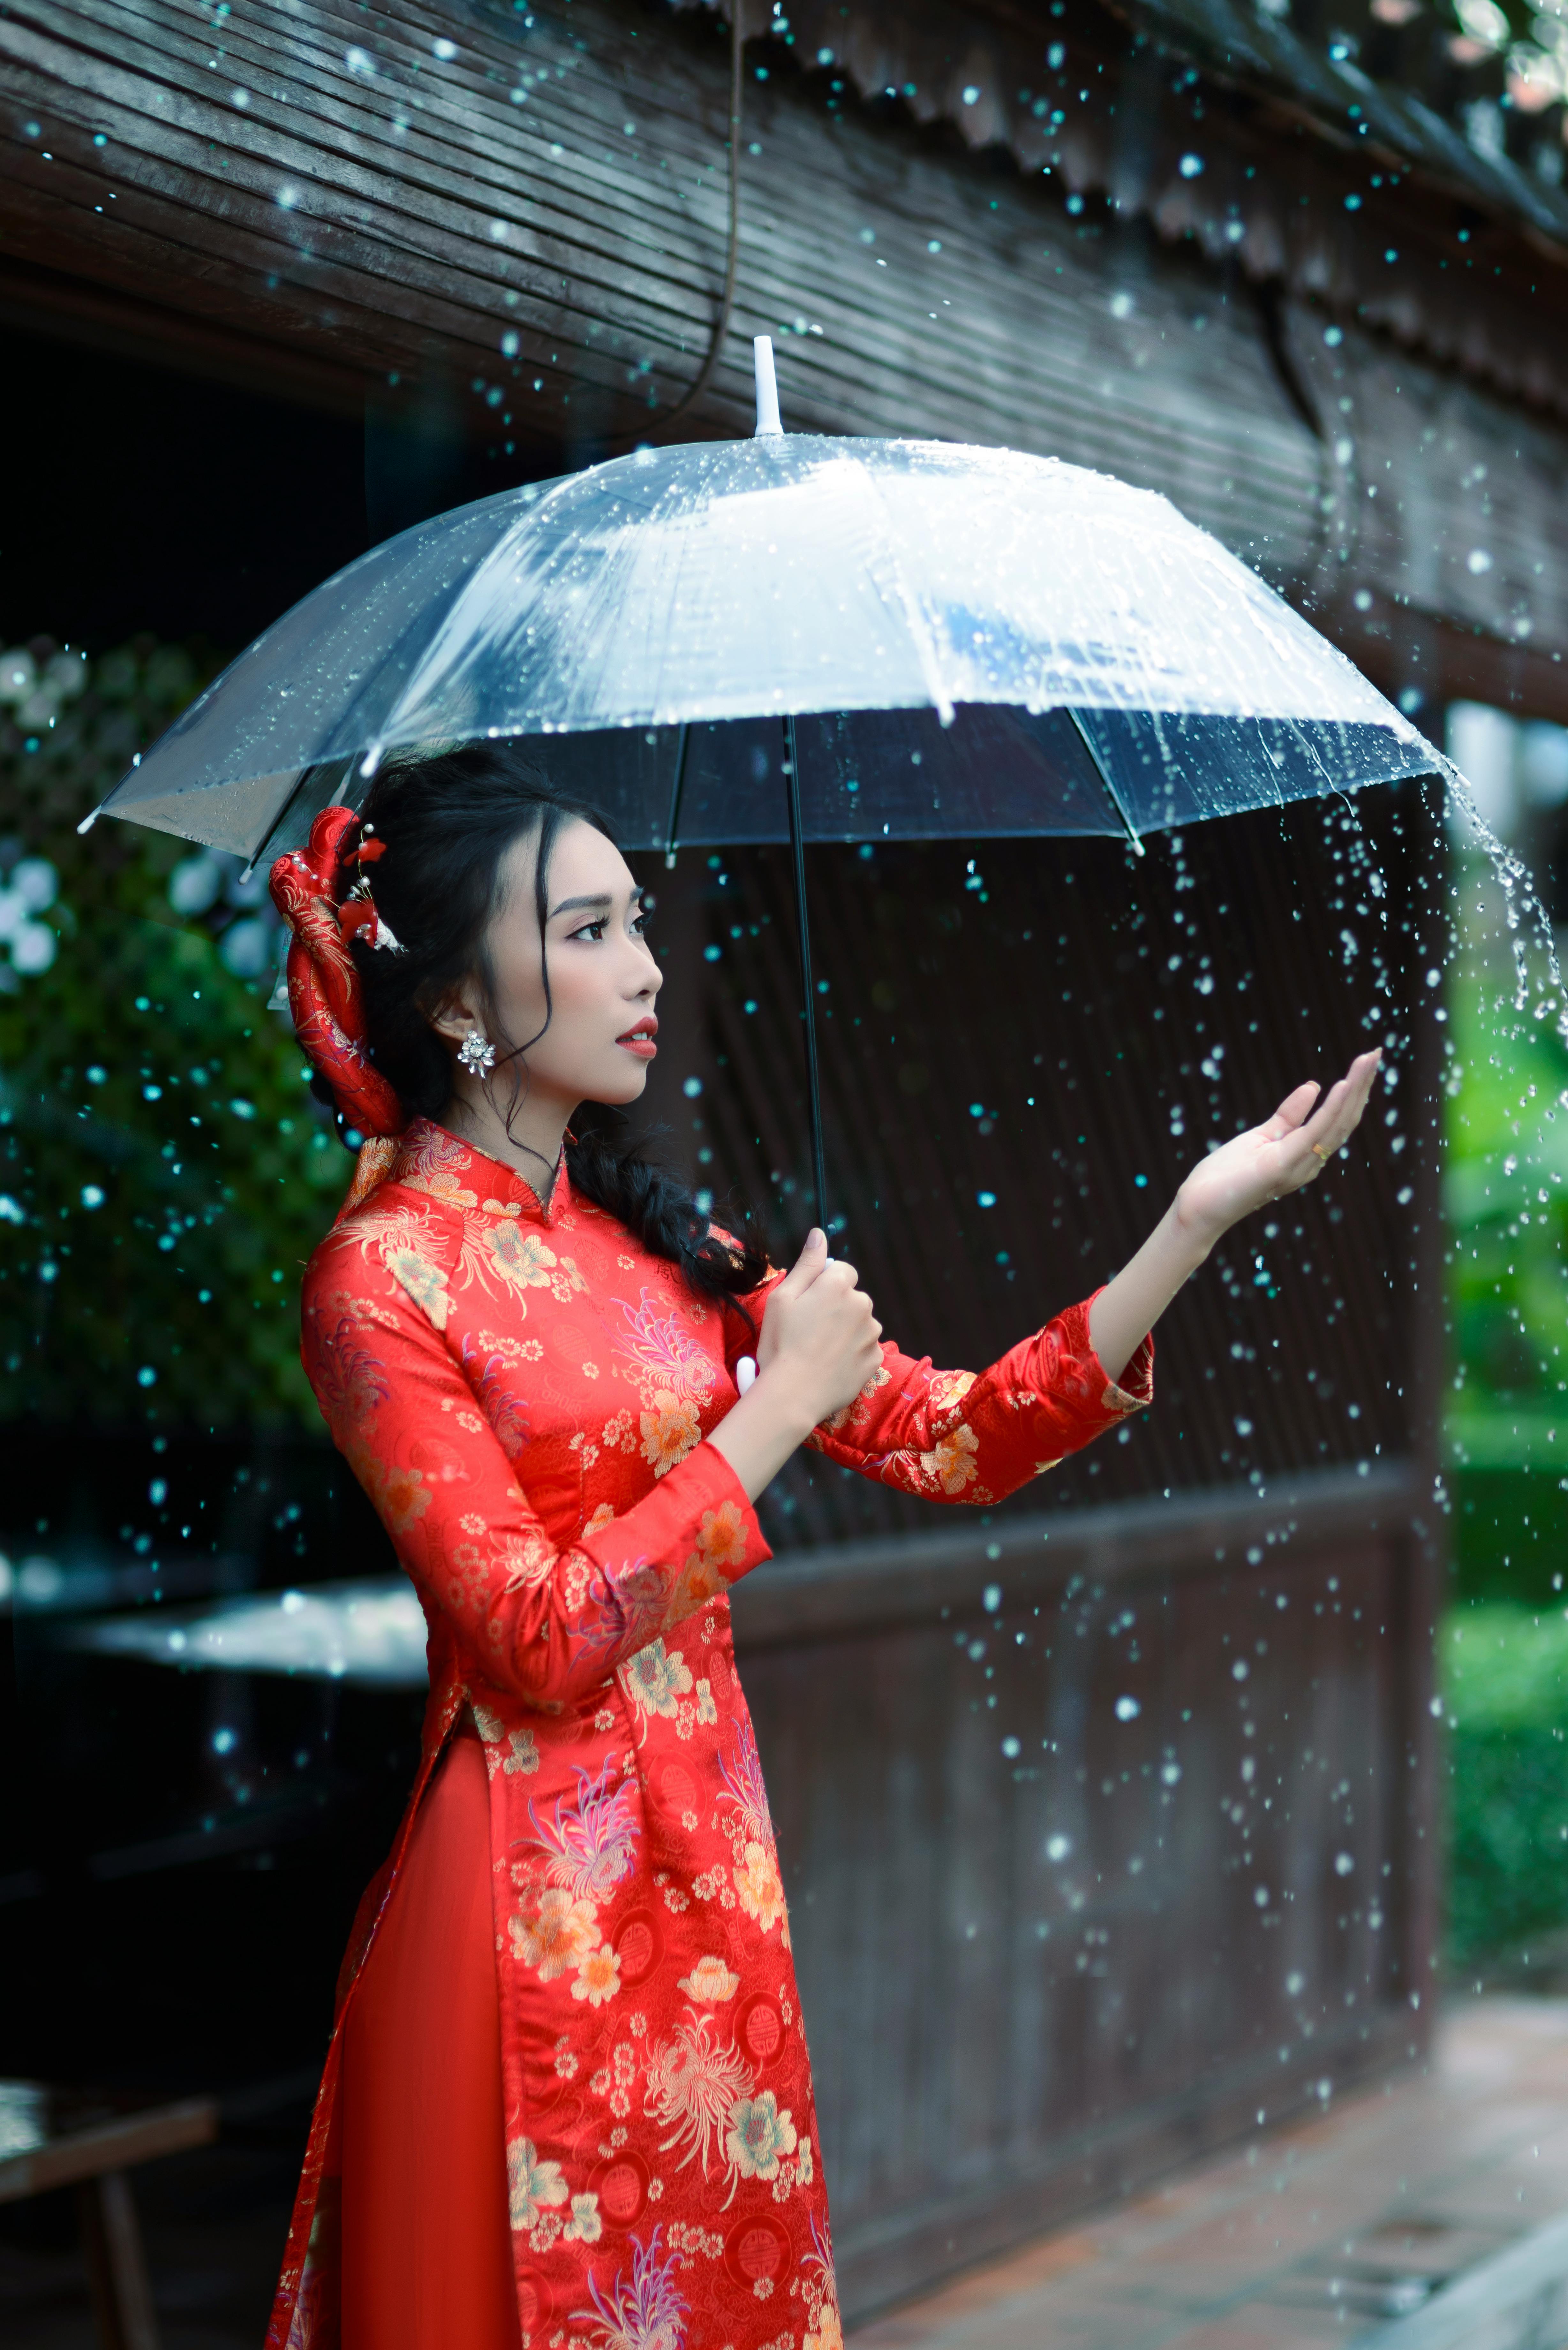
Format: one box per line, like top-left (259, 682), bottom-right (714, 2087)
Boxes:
top-left (1311, 1143), bottom-right (1330, 1161)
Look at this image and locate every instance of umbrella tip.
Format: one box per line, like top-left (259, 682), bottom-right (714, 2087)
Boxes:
top-left (77, 807), bottom-right (99, 836)
top-left (753, 337), bottom-right (783, 438)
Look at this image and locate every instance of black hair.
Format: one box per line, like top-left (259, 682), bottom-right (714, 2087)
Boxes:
top-left (343, 738), bottom-right (769, 1311)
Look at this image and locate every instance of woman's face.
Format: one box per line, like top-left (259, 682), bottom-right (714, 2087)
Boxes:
top-left (441, 816), bottom-right (662, 1115)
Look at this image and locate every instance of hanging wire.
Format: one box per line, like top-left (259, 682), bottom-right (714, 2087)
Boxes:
top-left (613, 0), bottom-right (744, 449)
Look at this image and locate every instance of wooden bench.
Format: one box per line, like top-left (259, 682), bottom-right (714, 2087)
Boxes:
top-left (0, 2080), bottom-right (218, 2350)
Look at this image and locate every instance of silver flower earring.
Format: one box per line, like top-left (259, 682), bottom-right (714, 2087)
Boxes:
top-left (457, 1028), bottom-right (496, 1077)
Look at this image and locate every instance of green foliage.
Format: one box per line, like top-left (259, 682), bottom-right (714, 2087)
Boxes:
top-left (1444, 860), bottom-right (1568, 1405)
top-left (0, 636), bottom-right (349, 1427)
top-left (1443, 847), bottom-right (1568, 1602)
top-left (1444, 1603), bottom-right (1568, 1967)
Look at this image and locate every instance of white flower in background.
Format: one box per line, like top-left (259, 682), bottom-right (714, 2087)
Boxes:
top-left (11, 860), bottom-right (57, 914)
top-left (167, 848), bottom-right (283, 979)
top-left (220, 917), bottom-right (276, 978)
top-left (168, 853), bottom-right (226, 915)
top-left (1456, 0), bottom-right (1509, 45)
top-left (0, 648), bottom-right (37, 702)
top-left (0, 859), bottom-right (59, 979)
top-left (2, 648), bottom-right (84, 733)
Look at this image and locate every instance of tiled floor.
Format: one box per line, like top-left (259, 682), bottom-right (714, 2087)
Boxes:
top-left (850, 1999), bottom-right (1568, 2348)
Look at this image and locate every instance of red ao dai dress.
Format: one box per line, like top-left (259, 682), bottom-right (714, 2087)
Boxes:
top-left (267, 1119), bottom-right (1153, 2350)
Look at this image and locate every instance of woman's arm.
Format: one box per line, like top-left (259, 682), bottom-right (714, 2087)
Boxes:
top-left (302, 1232), bottom-right (776, 1709)
top-left (712, 1047), bottom-right (1382, 1508)
top-left (1088, 1049), bottom-right (1382, 1382)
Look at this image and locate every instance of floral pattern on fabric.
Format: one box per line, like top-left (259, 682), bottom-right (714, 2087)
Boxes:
top-left (267, 1119), bottom-right (1151, 2350)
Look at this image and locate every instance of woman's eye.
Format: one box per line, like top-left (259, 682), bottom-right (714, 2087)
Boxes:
top-left (570, 920), bottom-right (607, 942)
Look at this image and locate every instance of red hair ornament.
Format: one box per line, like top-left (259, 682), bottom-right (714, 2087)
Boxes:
top-left (269, 807), bottom-right (407, 1209)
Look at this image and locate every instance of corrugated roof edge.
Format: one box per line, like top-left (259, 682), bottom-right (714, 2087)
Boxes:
top-left (671, 0), bottom-right (1568, 258)
top-left (1125, 0), bottom-right (1568, 245)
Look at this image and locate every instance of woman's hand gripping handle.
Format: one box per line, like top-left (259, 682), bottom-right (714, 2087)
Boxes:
top-left (710, 1228), bottom-right (883, 1504)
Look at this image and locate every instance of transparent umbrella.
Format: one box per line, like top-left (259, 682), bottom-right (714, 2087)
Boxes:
top-left (87, 338), bottom-right (1439, 1219)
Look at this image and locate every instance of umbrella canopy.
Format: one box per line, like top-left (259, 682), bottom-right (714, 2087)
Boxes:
top-left (87, 340), bottom-right (1440, 1228)
top-left (90, 343), bottom-right (1434, 872)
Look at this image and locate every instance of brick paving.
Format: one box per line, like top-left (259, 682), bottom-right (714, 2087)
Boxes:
top-left (4, 2001), bottom-right (1568, 2347)
top-left (850, 1999), bottom-right (1568, 2349)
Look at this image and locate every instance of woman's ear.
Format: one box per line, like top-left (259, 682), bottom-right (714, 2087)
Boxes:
top-left (427, 983), bottom-right (482, 1046)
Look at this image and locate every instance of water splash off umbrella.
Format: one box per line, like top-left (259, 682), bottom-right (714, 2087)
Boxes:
top-left (86, 339), bottom-right (1439, 1222)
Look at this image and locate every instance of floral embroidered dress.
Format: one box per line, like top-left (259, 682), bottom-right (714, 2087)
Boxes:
top-left (268, 1118), bottom-right (1153, 2350)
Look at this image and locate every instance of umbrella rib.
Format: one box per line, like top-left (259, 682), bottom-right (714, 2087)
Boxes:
top-left (1067, 709), bottom-right (1146, 857)
top-left (662, 725), bottom-right (692, 870)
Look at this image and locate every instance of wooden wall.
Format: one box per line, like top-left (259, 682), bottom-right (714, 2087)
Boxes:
top-left (6, 0), bottom-right (1568, 710)
top-left (734, 1466), bottom-right (1434, 2317)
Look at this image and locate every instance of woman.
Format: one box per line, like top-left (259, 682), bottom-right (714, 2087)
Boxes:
top-left (265, 742), bottom-right (1379, 2350)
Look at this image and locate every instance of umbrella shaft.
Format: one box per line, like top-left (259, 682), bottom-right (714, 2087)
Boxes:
top-left (783, 715), bottom-right (829, 1235)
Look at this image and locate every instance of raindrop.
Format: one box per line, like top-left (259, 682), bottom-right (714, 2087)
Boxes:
top-left (1046, 1834), bottom-right (1072, 1862)
top-left (1115, 1695), bottom-right (1140, 1721)
top-left (1178, 153), bottom-right (1204, 177)
top-left (1334, 1851), bottom-right (1354, 1875)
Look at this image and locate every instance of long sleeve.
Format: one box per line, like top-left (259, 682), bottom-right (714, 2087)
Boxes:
top-left (726, 1285), bottom-right (1153, 1507)
top-left (303, 1233), bottom-right (772, 1712)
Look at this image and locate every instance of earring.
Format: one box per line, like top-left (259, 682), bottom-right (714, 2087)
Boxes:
top-left (457, 1028), bottom-right (496, 1077)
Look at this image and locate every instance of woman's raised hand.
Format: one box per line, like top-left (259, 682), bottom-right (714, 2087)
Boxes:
top-left (756, 1229), bottom-right (884, 1423)
top-left (1172, 1049), bottom-right (1383, 1250)
top-left (1087, 1048), bottom-right (1383, 1386)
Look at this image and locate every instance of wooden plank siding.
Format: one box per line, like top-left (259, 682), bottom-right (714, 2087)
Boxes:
top-left (0, 0), bottom-right (1326, 570)
top-left (6, 0), bottom-right (1568, 712)
top-left (732, 1466), bottom-right (1433, 2316)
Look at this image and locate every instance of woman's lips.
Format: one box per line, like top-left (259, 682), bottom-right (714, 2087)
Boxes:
top-left (617, 1020), bottom-right (658, 1060)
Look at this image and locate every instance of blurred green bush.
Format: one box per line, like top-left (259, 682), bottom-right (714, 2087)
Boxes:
top-left (1444, 1602), bottom-right (1568, 1969)
top-left (0, 634), bottom-right (349, 1427)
